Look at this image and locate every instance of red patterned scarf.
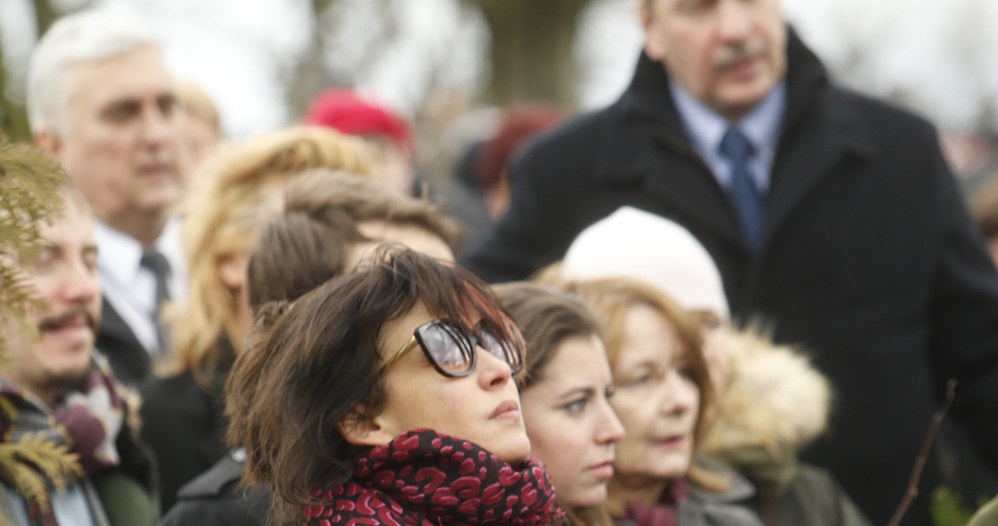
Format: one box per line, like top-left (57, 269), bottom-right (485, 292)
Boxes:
top-left (306, 429), bottom-right (563, 525)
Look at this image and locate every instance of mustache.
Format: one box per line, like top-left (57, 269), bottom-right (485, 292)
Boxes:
top-left (713, 39), bottom-right (767, 70)
top-left (137, 147), bottom-right (179, 166)
top-left (39, 307), bottom-right (98, 333)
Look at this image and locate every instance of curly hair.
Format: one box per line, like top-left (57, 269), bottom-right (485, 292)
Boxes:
top-left (163, 127), bottom-right (372, 389)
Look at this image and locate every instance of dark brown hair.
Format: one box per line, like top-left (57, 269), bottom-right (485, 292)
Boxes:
top-left (284, 168), bottom-right (461, 254)
top-left (492, 282), bottom-right (601, 390)
top-left (227, 211), bottom-right (348, 464)
top-left (245, 211), bottom-right (353, 313)
top-left (231, 246), bottom-right (521, 524)
top-left (228, 168), bottom-right (462, 523)
top-left (492, 282), bottom-right (614, 526)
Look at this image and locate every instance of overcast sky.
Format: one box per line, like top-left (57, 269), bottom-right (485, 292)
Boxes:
top-left (3, 0), bottom-right (997, 139)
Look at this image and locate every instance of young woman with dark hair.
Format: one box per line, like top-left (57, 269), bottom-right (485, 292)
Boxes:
top-left (231, 247), bottom-right (561, 525)
top-left (494, 282), bottom-right (625, 526)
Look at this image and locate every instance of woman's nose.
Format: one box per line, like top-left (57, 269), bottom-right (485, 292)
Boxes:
top-left (595, 399), bottom-right (625, 444)
top-left (659, 370), bottom-right (698, 416)
top-left (476, 346), bottom-right (512, 389)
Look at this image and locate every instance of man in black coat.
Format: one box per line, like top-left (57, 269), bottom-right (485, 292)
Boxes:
top-left (462, 1), bottom-right (998, 524)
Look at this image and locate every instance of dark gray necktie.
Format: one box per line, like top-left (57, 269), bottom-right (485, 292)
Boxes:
top-left (719, 127), bottom-right (764, 253)
top-left (140, 250), bottom-right (172, 351)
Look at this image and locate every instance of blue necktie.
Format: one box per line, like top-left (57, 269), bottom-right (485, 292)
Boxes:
top-left (719, 128), bottom-right (764, 252)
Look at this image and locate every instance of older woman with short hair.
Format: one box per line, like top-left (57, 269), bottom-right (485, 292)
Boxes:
top-left (553, 277), bottom-right (763, 526)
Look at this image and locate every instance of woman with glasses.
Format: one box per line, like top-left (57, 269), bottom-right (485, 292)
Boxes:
top-left (553, 277), bottom-right (763, 526)
top-left (230, 246), bottom-right (560, 525)
top-left (494, 282), bottom-right (625, 526)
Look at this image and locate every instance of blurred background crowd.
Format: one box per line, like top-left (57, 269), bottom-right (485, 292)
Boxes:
top-left (3, 0), bottom-right (998, 202)
top-left (2, 1), bottom-right (998, 526)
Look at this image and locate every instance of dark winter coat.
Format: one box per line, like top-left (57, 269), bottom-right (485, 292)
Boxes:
top-left (140, 341), bottom-right (233, 513)
top-left (462, 29), bottom-right (998, 526)
top-left (158, 450), bottom-right (268, 526)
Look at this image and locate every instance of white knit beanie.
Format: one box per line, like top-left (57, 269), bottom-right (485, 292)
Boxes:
top-left (562, 207), bottom-right (730, 321)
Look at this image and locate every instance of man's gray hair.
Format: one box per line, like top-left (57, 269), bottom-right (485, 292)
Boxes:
top-left (27, 10), bottom-right (159, 134)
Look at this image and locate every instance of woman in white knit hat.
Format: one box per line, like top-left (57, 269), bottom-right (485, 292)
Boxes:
top-left (552, 207), bottom-right (870, 526)
top-left (559, 207), bottom-right (731, 398)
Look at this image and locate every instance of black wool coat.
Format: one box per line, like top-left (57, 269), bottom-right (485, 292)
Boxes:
top-left (158, 451), bottom-right (268, 526)
top-left (140, 342), bottom-right (233, 513)
top-left (97, 297), bottom-right (152, 385)
top-left (462, 30), bottom-right (998, 526)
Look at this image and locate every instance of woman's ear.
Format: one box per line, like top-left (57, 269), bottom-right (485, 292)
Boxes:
top-left (337, 410), bottom-right (396, 447)
top-left (217, 252), bottom-right (250, 290)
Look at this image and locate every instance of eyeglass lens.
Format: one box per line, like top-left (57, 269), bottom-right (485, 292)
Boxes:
top-left (416, 320), bottom-right (521, 376)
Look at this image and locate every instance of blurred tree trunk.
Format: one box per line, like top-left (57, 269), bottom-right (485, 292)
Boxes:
top-left (1, 0), bottom-right (66, 143)
top-left (474, 0), bottom-right (588, 109)
top-left (0, 44), bottom-right (30, 143)
top-left (33, 0), bottom-right (59, 32)
top-left (286, 0), bottom-right (338, 121)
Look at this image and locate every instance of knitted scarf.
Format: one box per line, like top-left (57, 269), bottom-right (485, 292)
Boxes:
top-left (0, 359), bottom-right (125, 526)
top-left (305, 429), bottom-right (563, 525)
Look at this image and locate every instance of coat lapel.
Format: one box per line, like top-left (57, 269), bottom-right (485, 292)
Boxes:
top-left (593, 69), bottom-right (745, 249)
top-left (765, 94), bottom-right (875, 252)
top-left (642, 123), bottom-right (744, 246)
top-left (97, 297), bottom-right (151, 383)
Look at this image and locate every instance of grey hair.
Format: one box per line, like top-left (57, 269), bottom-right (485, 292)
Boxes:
top-left (27, 10), bottom-right (159, 134)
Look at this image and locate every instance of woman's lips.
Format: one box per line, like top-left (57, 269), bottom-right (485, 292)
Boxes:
top-left (490, 400), bottom-right (520, 420)
top-left (652, 434), bottom-right (687, 450)
top-left (587, 461), bottom-right (614, 480)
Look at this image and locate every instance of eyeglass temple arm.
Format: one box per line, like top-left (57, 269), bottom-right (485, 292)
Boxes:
top-left (379, 336), bottom-right (419, 374)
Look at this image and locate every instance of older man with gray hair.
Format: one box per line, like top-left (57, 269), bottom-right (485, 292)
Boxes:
top-left (28, 10), bottom-right (187, 384)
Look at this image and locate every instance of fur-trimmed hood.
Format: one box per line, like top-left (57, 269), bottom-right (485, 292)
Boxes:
top-left (701, 328), bottom-right (832, 492)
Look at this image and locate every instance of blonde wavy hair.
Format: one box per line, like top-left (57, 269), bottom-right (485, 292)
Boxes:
top-left (164, 126), bottom-right (373, 386)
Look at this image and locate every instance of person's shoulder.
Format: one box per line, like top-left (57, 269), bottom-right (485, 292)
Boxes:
top-left (138, 369), bottom-right (208, 420)
top-left (515, 104), bottom-right (619, 164)
top-left (139, 370), bottom-right (200, 401)
top-left (161, 451), bottom-right (269, 526)
top-left (822, 84), bottom-right (938, 139)
top-left (175, 450), bottom-right (247, 499)
top-left (687, 456), bottom-right (756, 503)
top-left (785, 464), bottom-right (873, 526)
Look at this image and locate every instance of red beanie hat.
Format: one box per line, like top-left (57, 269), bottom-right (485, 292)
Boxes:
top-left (303, 89), bottom-right (413, 155)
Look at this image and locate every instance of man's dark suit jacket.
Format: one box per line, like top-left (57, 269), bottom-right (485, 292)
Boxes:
top-left (463, 30), bottom-right (998, 526)
top-left (96, 297), bottom-right (152, 385)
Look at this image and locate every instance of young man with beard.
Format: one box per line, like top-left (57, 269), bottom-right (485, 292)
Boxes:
top-left (0, 187), bottom-right (157, 525)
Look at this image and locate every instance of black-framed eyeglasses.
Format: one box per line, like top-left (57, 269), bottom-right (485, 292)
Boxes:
top-left (380, 318), bottom-right (524, 378)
